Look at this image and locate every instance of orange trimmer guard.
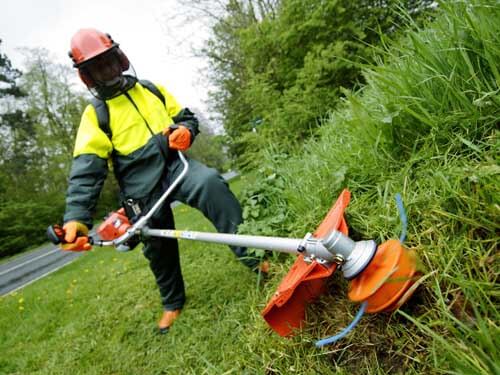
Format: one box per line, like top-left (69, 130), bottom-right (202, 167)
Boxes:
top-left (261, 189), bottom-right (351, 336)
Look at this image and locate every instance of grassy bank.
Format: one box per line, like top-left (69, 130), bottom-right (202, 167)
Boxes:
top-left (238, 1), bottom-right (499, 373)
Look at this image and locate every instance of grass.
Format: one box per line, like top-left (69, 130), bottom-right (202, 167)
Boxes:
top-left (0, 177), bottom-right (352, 374)
top-left (236, 1), bottom-right (500, 373)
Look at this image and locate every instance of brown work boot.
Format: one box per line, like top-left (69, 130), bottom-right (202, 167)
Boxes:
top-left (158, 309), bottom-right (181, 334)
top-left (259, 260), bottom-right (270, 274)
top-left (254, 260), bottom-right (270, 282)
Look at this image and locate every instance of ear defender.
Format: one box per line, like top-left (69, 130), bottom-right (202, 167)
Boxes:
top-left (68, 51), bottom-right (79, 67)
top-left (115, 48), bottom-right (130, 71)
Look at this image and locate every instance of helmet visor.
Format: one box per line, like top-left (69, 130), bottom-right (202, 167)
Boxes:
top-left (79, 47), bottom-right (136, 99)
top-left (80, 48), bottom-right (123, 87)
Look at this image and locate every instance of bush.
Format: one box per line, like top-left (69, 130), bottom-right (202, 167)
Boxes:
top-left (0, 198), bottom-right (64, 257)
top-left (0, 177), bottom-right (120, 259)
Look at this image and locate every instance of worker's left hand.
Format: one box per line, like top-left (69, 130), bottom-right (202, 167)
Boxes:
top-left (164, 125), bottom-right (191, 151)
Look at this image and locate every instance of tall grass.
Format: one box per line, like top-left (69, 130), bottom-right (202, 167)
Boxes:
top-left (239, 0), bottom-right (499, 372)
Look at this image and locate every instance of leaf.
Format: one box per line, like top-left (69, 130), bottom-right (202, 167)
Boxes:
top-left (457, 135), bottom-right (481, 153)
top-left (242, 207), bottom-right (250, 220)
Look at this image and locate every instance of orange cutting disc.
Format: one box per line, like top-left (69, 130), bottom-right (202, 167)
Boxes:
top-left (381, 269), bottom-right (421, 312)
top-left (348, 240), bottom-right (419, 313)
top-left (348, 240), bottom-right (401, 302)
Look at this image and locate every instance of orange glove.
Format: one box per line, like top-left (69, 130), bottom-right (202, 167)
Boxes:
top-left (60, 221), bottom-right (92, 252)
top-left (164, 125), bottom-right (191, 151)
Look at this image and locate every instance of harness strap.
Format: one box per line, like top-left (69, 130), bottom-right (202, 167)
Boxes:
top-left (91, 79), bottom-right (166, 140)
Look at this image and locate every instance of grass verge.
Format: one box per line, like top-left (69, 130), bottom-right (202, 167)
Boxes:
top-left (0, 177), bottom-right (350, 374)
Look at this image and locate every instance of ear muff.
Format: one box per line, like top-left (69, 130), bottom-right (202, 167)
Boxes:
top-left (77, 68), bottom-right (95, 88)
top-left (68, 51), bottom-right (77, 66)
top-left (115, 48), bottom-right (130, 71)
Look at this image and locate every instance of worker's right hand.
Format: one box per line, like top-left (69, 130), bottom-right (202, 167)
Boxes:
top-left (163, 125), bottom-right (191, 151)
top-left (60, 221), bottom-right (92, 252)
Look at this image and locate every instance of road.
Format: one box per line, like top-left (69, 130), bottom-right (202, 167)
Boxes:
top-left (0, 171), bottom-right (239, 297)
top-left (0, 242), bottom-right (84, 296)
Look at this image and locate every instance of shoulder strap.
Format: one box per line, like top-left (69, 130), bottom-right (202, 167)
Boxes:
top-left (91, 80), bottom-right (166, 139)
top-left (139, 79), bottom-right (166, 106)
top-left (91, 97), bottom-right (111, 139)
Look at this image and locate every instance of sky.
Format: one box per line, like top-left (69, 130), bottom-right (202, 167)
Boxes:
top-left (1, 0), bottom-right (213, 116)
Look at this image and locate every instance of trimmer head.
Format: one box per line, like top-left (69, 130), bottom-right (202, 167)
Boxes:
top-left (348, 239), bottom-right (420, 313)
top-left (262, 190), bottom-right (421, 337)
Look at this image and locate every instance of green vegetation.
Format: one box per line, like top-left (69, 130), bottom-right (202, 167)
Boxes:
top-left (1, 0), bottom-right (499, 373)
top-left (203, 0), bottom-right (435, 168)
top-left (235, 1), bottom-right (499, 373)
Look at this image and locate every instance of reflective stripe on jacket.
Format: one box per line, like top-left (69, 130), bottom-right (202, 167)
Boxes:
top-left (63, 81), bottom-right (199, 227)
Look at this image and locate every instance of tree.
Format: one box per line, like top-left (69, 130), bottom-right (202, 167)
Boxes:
top-left (0, 46), bottom-right (119, 257)
top-left (0, 39), bottom-right (36, 199)
top-left (21, 48), bottom-right (85, 156)
top-left (0, 39), bottom-right (23, 98)
top-left (199, 0), bottom-right (437, 168)
top-left (185, 107), bottom-right (229, 171)
top-left (0, 42), bottom-right (63, 257)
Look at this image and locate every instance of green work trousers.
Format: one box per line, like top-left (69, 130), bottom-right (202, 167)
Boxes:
top-left (141, 153), bottom-right (258, 311)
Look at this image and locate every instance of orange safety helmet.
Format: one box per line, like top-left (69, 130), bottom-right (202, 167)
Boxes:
top-left (68, 28), bottom-right (133, 96)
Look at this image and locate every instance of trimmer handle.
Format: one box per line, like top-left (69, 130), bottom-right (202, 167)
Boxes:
top-left (46, 224), bottom-right (94, 247)
top-left (46, 224), bottom-right (66, 244)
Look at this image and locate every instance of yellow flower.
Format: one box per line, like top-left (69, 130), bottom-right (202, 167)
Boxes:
top-left (19, 306), bottom-right (24, 311)
top-left (18, 298), bottom-right (24, 304)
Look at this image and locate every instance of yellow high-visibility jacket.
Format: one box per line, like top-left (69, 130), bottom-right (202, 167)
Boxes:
top-left (63, 80), bottom-right (199, 227)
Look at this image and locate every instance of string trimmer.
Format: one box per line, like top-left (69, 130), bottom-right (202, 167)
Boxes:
top-left (48, 151), bottom-right (421, 341)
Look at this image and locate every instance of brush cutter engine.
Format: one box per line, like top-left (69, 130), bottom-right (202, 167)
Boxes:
top-left (96, 208), bottom-right (140, 251)
top-left (97, 208), bottom-right (131, 240)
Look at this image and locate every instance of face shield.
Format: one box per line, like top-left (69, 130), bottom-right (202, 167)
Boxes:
top-left (78, 47), bottom-right (137, 100)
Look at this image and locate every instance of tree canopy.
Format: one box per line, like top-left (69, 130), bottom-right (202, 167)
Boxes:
top-left (200, 0), bottom-right (435, 168)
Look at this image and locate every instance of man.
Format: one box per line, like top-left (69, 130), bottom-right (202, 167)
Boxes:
top-left (61, 28), bottom-right (266, 333)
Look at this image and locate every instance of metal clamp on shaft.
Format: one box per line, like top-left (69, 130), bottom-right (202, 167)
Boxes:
top-left (297, 232), bottom-right (312, 253)
top-left (321, 230), bottom-right (377, 279)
